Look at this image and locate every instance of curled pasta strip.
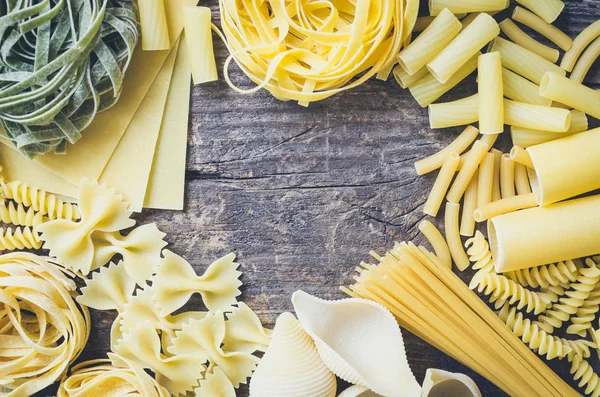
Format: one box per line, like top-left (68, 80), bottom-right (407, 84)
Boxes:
top-left (465, 231), bottom-right (495, 275)
top-left (498, 304), bottom-right (572, 360)
top-left (0, 226), bottom-right (42, 250)
top-left (568, 354), bottom-right (600, 397)
top-left (470, 272), bottom-right (551, 314)
top-left (0, 180), bottom-right (80, 221)
top-left (0, 200), bottom-right (43, 227)
top-left (535, 259), bottom-right (600, 334)
top-left (567, 284), bottom-right (600, 337)
top-left (506, 260), bottom-right (581, 289)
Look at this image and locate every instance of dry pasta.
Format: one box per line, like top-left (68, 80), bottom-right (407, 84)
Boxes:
top-left (138, 0), bottom-right (170, 50)
top-left (419, 220), bottom-right (452, 270)
top-left (0, 226), bottom-right (42, 250)
top-left (428, 94), bottom-right (479, 128)
top-left (0, 180), bottom-right (80, 221)
top-left (506, 260), bottom-right (580, 289)
top-left (424, 153), bottom-right (460, 216)
top-left (477, 153), bottom-right (495, 209)
top-left (510, 110), bottom-right (588, 147)
top-left (445, 201), bottom-right (470, 271)
top-left (499, 19), bottom-right (559, 63)
top-left (491, 149), bottom-right (502, 202)
top-left (414, 125), bottom-right (480, 175)
top-left (561, 20), bottom-right (600, 72)
top-left (413, 16), bottom-right (435, 32)
top-left (465, 231), bottom-right (495, 274)
top-left (447, 140), bottom-right (489, 203)
top-left (428, 0), bottom-right (508, 16)
top-left (0, 200), bottom-right (42, 227)
top-left (500, 154), bottom-right (516, 199)
top-left (393, 66), bottom-right (429, 89)
top-left (570, 37), bottom-right (600, 84)
top-left (514, 163), bottom-right (533, 195)
top-left (512, 6), bottom-right (572, 51)
top-left (539, 72), bottom-right (600, 120)
top-left (473, 192), bottom-right (538, 222)
top-left (510, 146), bottom-right (534, 169)
top-left (514, 0), bottom-right (564, 23)
top-left (504, 99), bottom-right (571, 132)
top-left (460, 169), bottom-right (478, 237)
top-left (184, 7), bottom-right (218, 85)
top-left (566, 284), bottom-right (600, 337)
top-left (461, 12), bottom-right (499, 29)
top-left (478, 52), bottom-right (504, 134)
top-left (501, 68), bottom-right (551, 107)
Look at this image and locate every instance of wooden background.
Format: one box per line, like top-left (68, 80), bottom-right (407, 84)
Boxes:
top-left (83, 1), bottom-right (600, 396)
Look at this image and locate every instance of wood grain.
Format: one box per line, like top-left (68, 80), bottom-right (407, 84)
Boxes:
top-left (80, 1), bottom-right (599, 396)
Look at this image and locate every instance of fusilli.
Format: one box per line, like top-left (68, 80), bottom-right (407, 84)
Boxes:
top-left (0, 180), bottom-right (80, 221)
top-left (506, 260), bottom-right (581, 289)
top-left (0, 200), bottom-right (43, 227)
top-left (0, 226), bottom-right (42, 250)
top-left (465, 231), bottom-right (495, 275)
top-left (568, 354), bottom-right (600, 397)
top-left (567, 283), bottom-right (600, 337)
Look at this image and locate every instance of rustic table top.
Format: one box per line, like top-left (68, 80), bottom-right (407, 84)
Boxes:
top-left (82, 1), bottom-right (600, 396)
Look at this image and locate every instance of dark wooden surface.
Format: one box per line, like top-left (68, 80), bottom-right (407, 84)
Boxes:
top-left (82, 1), bottom-right (600, 396)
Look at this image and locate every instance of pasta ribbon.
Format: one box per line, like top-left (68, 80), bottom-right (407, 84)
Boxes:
top-left (0, 180), bottom-right (80, 221)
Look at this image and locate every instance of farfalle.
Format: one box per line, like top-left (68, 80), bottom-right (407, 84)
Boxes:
top-left (194, 367), bottom-right (236, 397)
top-left (117, 322), bottom-right (206, 396)
top-left (38, 179), bottom-right (135, 274)
top-left (223, 302), bottom-right (272, 353)
top-left (152, 251), bottom-right (242, 316)
top-left (168, 311), bottom-right (259, 388)
top-left (92, 223), bottom-right (167, 285)
top-left (77, 261), bottom-right (136, 312)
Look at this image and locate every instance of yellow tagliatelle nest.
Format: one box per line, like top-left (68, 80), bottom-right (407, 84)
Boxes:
top-left (0, 252), bottom-right (90, 396)
top-left (218, 0), bottom-right (418, 105)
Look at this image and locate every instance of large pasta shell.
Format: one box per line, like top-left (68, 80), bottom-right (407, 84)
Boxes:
top-left (422, 369), bottom-right (481, 397)
top-left (249, 312), bottom-right (336, 397)
top-left (292, 291), bottom-right (421, 397)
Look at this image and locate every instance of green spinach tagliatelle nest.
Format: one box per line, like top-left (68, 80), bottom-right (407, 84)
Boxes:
top-left (0, 0), bottom-right (138, 158)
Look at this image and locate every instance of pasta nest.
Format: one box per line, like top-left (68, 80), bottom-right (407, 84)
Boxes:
top-left (0, 0), bottom-right (139, 158)
top-left (218, 0), bottom-right (417, 105)
top-left (0, 252), bottom-right (90, 396)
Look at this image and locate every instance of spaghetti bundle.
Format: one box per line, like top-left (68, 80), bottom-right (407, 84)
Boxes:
top-left (218, 0), bottom-right (418, 106)
top-left (343, 242), bottom-right (579, 397)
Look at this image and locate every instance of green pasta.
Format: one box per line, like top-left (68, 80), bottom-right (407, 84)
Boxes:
top-left (0, 0), bottom-right (138, 158)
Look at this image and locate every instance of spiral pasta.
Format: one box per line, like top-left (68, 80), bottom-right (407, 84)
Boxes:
top-left (0, 226), bottom-right (42, 250)
top-left (0, 180), bottom-right (80, 221)
top-left (568, 354), bottom-right (600, 397)
top-left (470, 271), bottom-right (551, 314)
top-left (0, 200), bottom-right (43, 227)
top-left (567, 284), bottom-right (600, 337)
top-left (465, 231), bottom-right (495, 275)
top-left (506, 260), bottom-right (581, 289)
top-left (536, 259), bottom-right (600, 334)
top-left (539, 283), bottom-right (569, 304)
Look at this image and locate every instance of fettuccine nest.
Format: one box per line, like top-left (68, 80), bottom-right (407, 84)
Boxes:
top-left (218, 0), bottom-right (418, 105)
top-left (0, 0), bottom-right (138, 158)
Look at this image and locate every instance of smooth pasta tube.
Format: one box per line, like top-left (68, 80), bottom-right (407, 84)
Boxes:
top-left (514, 163), bottom-right (533, 195)
top-left (561, 20), bottom-right (600, 72)
top-left (184, 7), bottom-right (218, 85)
top-left (445, 202), bottom-right (470, 271)
top-left (398, 9), bottom-right (462, 76)
top-left (499, 19), bottom-right (559, 63)
top-left (488, 194), bottom-right (600, 272)
top-left (424, 153), bottom-right (460, 216)
top-left (509, 146), bottom-right (534, 169)
top-left (429, 0), bottom-right (508, 16)
top-left (489, 37), bottom-right (565, 85)
top-left (539, 72), bottom-right (600, 120)
top-left (491, 149), bottom-right (502, 202)
top-left (514, 0), bottom-right (564, 23)
top-left (512, 6), bottom-right (572, 51)
top-left (429, 94), bottom-right (479, 128)
top-left (478, 52), bottom-right (504, 134)
top-left (510, 110), bottom-right (588, 147)
top-left (419, 220), bottom-right (452, 270)
top-left (414, 125), bottom-right (479, 175)
top-left (410, 52), bottom-right (480, 107)
top-left (427, 13), bottom-right (499, 83)
top-left (504, 99), bottom-right (570, 132)
top-left (474, 193), bottom-right (538, 222)
top-left (527, 127), bottom-right (600, 206)
top-left (501, 68), bottom-right (551, 107)
top-left (447, 140), bottom-right (489, 203)
top-left (570, 37), bottom-right (600, 84)
top-left (392, 66), bottom-right (428, 89)
top-left (500, 154), bottom-right (516, 199)
top-left (460, 169), bottom-right (478, 237)
top-left (138, 0), bottom-right (170, 51)
top-left (477, 153), bottom-right (495, 209)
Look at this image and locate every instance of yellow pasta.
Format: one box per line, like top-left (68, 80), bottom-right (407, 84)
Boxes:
top-left (504, 99), bottom-right (571, 132)
top-left (514, 163), bottom-right (533, 195)
top-left (410, 52), bottom-right (480, 107)
top-left (500, 154), bottom-right (516, 199)
top-left (477, 153), bottom-right (495, 210)
top-left (499, 19), bottom-right (559, 63)
top-left (424, 153), bottom-right (460, 216)
top-left (506, 260), bottom-right (580, 288)
top-left (429, 0), bottom-right (508, 16)
top-left (460, 169), bottom-right (478, 237)
top-left (445, 201), bottom-right (470, 271)
top-left (474, 192), bottom-right (538, 222)
top-left (539, 72), bottom-right (600, 120)
top-left (0, 226), bottom-right (42, 250)
top-left (413, 16), bottom-right (436, 33)
top-left (419, 220), bottom-right (452, 270)
top-left (502, 68), bottom-right (551, 106)
top-left (489, 37), bottom-right (566, 85)
top-left (512, 6), bottom-right (572, 51)
top-left (428, 94), bottom-right (479, 128)
top-left (561, 20), bottom-right (600, 72)
top-left (184, 7), bottom-right (218, 85)
top-left (0, 200), bottom-right (42, 227)
top-left (393, 66), bottom-right (429, 89)
top-left (491, 149), bottom-right (502, 202)
top-left (510, 146), bottom-right (534, 169)
top-left (447, 140), bottom-right (489, 203)
top-left (510, 110), bottom-right (588, 147)
top-left (570, 36), bottom-right (600, 84)
top-left (461, 11), bottom-right (499, 29)
top-left (514, 0), bottom-right (564, 23)
top-left (427, 13), bottom-right (499, 83)
top-left (478, 52), bottom-right (504, 134)
top-left (0, 180), bottom-right (80, 221)
top-left (138, 0), bottom-right (171, 51)
top-left (414, 125), bottom-right (480, 175)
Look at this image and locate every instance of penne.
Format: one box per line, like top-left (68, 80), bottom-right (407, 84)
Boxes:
top-left (509, 146), bottom-right (534, 169)
top-left (514, 163), bottom-right (533, 195)
top-left (499, 19), bottom-right (559, 63)
top-left (419, 220), bottom-right (453, 270)
top-left (424, 153), bottom-right (460, 216)
top-left (429, 94), bottom-right (479, 128)
top-left (427, 13), bottom-right (499, 84)
top-left (512, 6), bottom-right (572, 51)
top-left (504, 99), bottom-right (571, 132)
top-left (500, 154), bottom-right (516, 199)
top-left (445, 201), bottom-right (471, 271)
top-left (501, 68), bottom-right (551, 106)
top-left (473, 192), bottom-right (538, 222)
top-left (138, 0), bottom-right (171, 51)
top-left (489, 37), bottom-right (565, 85)
top-left (185, 7), bottom-right (218, 85)
top-left (570, 37), bottom-right (600, 84)
top-left (460, 169), bottom-right (478, 236)
top-left (447, 140), bottom-right (489, 203)
top-left (514, 0), bottom-right (564, 23)
top-left (429, 0), bottom-right (508, 16)
top-left (398, 9), bottom-right (462, 76)
top-left (478, 52), bottom-right (504, 134)
top-left (414, 126), bottom-right (480, 175)
top-left (393, 66), bottom-right (429, 89)
top-left (539, 72), bottom-right (600, 120)
top-left (491, 149), bottom-right (502, 202)
top-left (477, 152), bottom-right (495, 209)
top-left (410, 52), bottom-right (480, 107)
top-left (561, 20), bottom-right (600, 72)
top-left (510, 110), bottom-right (588, 147)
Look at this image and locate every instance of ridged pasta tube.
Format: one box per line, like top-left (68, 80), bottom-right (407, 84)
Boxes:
top-left (0, 200), bottom-right (44, 227)
top-left (535, 259), bottom-right (600, 334)
top-left (0, 180), bottom-right (79, 221)
top-left (465, 231), bottom-right (495, 275)
top-left (470, 272), bottom-right (551, 314)
top-left (505, 260), bottom-right (580, 289)
top-left (498, 304), bottom-right (572, 360)
top-left (0, 227), bottom-right (42, 250)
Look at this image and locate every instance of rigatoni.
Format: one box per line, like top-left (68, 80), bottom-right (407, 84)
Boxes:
top-left (514, 163), bottom-right (533, 195)
top-left (474, 192), bottom-right (539, 222)
top-left (570, 37), bottom-right (600, 84)
top-left (414, 126), bottom-right (480, 175)
top-left (427, 14), bottom-right (499, 83)
top-left (491, 149), bottom-right (502, 202)
top-left (510, 146), bottom-right (534, 169)
top-left (429, 0), bottom-right (508, 16)
top-left (499, 19), bottom-right (559, 63)
top-left (478, 153), bottom-right (496, 210)
top-left (515, 0), bottom-right (565, 23)
top-left (478, 52), bottom-right (504, 134)
top-left (138, 0), bottom-right (171, 50)
top-left (510, 110), bottom-right (588, 147)
top-left (447, 140), bottom-right (490, 203)
top-left (561, 20), bottom-right (600, 72)
top-left (419, 220), bottom-right (452, 270)
top-left (504, 99), bottom-right (571, 132)
top-left (501, 68), bottom-right (551, 106)
top-left (512, 6), bottom-right (572, 50)
top-left (539, 72), bottom-right (600, 120)
top-left (445, 202), bottom-right (471, 271)
top-left (489, 37), bottom-right (566, 85)
top-left (424, 153), bottom-right (460, 216)
top-left (393, 66), bottom-right (428, 89)
top-left (398, 8), bottom-right (462, 76)
top-left (184, 7), bottom-right (218, 85)
top-left (500, 154), bottom-right (516, 198)
top-left (429, 94), bottom-right (479, 128)
top-left (460, 169), bottom-right (479, 236)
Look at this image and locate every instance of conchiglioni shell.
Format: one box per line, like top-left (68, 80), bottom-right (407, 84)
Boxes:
top-left (292, 291), bottom-right (421, 397)
top-left (422, 369), bottom-right (481, 397)
top-left (249, 312), bottom-right (336, 397)
top-left (337, 385), bottom-right (380, 397)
